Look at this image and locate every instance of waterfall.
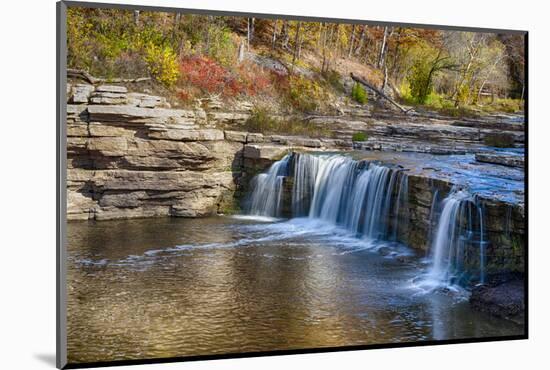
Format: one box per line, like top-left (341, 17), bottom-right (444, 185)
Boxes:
top-left (247, 152), bottom-right (489, 289)
top-left (428, 189), bottom-right (486, 287)
top-left (246, 154), bottom-right (290, 217)
top-left (248, 153), bottom-right (405, 240)
top-left (292, 154), bottom-right (321, 217)
top-left (392, 172), bottom-right (409, 242)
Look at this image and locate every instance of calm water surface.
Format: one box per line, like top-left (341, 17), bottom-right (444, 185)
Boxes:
top-left (67, 216), bottom-right (523, 363)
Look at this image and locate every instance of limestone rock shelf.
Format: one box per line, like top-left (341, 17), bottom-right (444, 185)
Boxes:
top-left (66, 83), bottom-right (349, 221)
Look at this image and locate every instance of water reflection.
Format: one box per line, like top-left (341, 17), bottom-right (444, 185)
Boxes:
top-left (67, 217), bottom-right (523, 364)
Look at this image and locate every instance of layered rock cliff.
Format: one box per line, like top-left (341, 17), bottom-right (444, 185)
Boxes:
top-left (66, 83), bottom-right (342, 220)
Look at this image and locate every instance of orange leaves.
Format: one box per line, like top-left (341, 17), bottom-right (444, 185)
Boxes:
top-left (178, 56), bottom-right (274, 100)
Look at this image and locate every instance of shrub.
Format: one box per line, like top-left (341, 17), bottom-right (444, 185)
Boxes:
top-left (144, 43), bottom-right (180, 87)
top-left (322, 69), bottom-right (344, 93)
top-left (205, 25), bottom-right (237, 66)
top-left (408, 58), bottom-right (433, 104)
top-left (351, 83), bottom-right (367, 104)
top-left (483, 133), bottom-right (515, 148)
top-left (235, 62), bottom-right (272, 96)
top-left (244, 107), bottom-right (279, 133)
top-left (179, 55), bottom-right (241, 97)
top-left (352, 132), bottom-right (368, 142)
top-left (287, 75), bottom-right (326, 112)
top-left (244, 107), bottom-right (332, 138)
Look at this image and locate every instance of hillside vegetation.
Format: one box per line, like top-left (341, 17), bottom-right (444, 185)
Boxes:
top-left (67, 8), bottom-right (525, 117)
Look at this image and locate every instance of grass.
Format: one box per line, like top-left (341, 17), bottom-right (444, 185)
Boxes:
top-left (398, 81), bottom-right (523, 118)
top-left (352, 132), bottom-right (368, 142)
top-left (244, 107), bottom-right (333, 138)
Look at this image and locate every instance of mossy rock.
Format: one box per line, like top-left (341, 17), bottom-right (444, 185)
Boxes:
top-left (483, 133), bottom-right (515, 148)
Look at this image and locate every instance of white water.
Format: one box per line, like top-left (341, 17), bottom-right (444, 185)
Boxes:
top-left (247, 155), bottom-right (290, 217)
top-left (249, 153), bottom-right (406, 240)
top-left (246, 153), bottom-right (487, 289)
top-left (424, 189), bottom-right (486, 289)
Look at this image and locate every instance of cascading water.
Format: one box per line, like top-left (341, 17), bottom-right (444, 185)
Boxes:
top-left (248, 153), bottom-right (406, 240)
top-left (292, 153), bottom-right (320, 216)
top-left (246, 152), bottom-right (488, 289)
top-left (246, 154), bottom-right (290, 217)
top-left (427, 188), bottom-right (486, 288)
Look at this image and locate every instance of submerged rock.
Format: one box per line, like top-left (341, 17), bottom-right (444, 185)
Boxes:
top-left (470, 278), bottom-right (525, 323)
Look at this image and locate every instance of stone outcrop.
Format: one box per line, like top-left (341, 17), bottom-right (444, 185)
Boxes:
top-left (264, 152), bottom-right (525, 277)
top-left (311, 113), bottom-right (524, 154)
top-left (470, 277), bottom-right (525, 323)
top-left (66, 84), bottom-right (525, 276)
top-left (66, 83), bottom-right (349, 220)
top-left (67, 83), bottom-right (243, 220)
top-left (475, 153), bottom-right (524, 168)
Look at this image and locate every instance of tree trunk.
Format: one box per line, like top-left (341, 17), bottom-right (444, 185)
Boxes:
top-left (350, 73), bottom-right (412, 114)
top-left (281, 21), bottom-right (290, 50)
top-left (247, 18), bottom-right (251, 51)
top-left (205, 16), bottom-right (212, 54)
top-left (377, 26), bottom-right (388, 68)
top-left (271, 20), bottom-right (278, 49)
top-left (354, 25), bottom-right (366, 56)
top-left (238, 40), bottom-right (245, 62)
top-left (292, 22), bottom-right (302, 70)
top-left (348, 25), bottom-right (356, 58)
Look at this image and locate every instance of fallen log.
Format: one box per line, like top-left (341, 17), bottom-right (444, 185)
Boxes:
top-left (67, 68), bottom-right (151, 84)
top-left (350, 73), bottom-right (413, 115)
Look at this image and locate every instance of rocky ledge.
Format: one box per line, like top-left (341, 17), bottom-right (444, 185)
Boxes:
top-left (470, 277), bottom-right (525, 323)
top-left (475, 153), bottom-right (525, 168)
top-left (66, 83), bottom-right (347, 221)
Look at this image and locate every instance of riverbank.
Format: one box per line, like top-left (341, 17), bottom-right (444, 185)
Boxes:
top-left (66, 216), bottom-right (524, 363)
top-left (66, 82), bottom-right (525, 321)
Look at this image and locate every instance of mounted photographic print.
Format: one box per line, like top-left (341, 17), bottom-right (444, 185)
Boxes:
top-left (56, 1), bottom-right (527, 368)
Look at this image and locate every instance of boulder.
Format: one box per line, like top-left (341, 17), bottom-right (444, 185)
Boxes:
top-left (246, 133), bottom-right (264, 143)
top-left (243, 144), bottom-right (289, 160)
top-left (71, 84), bottom-right (94, 104)
top-left (470, 279), bottom-right (525, 322)
top-left (208, 111), bottom-right (250, 125)
top-left (89, 91), bottom-right (128, 105)
top-left (475, 153), bottom-right (524, 168)
top-left (127, 92), bottom-right (169, 108)
top-left (87, 105), bottom-right (196, 124)
top-left (224, 130), bottom-right (248, 143)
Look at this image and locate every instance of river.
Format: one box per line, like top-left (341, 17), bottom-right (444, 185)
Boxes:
top-left (66, 215), bottom-right (523, 363)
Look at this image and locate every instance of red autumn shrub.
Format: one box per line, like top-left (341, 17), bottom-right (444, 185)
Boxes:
top-left (180, 55), bottom-right (243, 97)
top-left (235, 62), bottom-right (272, 96)
top-left (179, 56), bottom-right (276, 101)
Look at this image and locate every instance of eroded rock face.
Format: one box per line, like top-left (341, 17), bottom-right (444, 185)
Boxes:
top-left (66, 88), bottom-right (525, 279)
top-left (67, 87), bottom-right (357, 220)
top-left (67, 90), bottom-right (246, 220)
top-left (475, 153), bottom-right (524, 168)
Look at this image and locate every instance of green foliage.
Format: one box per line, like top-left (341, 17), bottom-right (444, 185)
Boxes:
top-left (205, 25), bottom-right (237, 66)
top-left (245, 107), bottom-right (332, 137)
top-left (322, 69), bottom-right (344, 93)
top-left (287, 75), bottom-right (326, 112)
top-left (351, 83), bottom-right (367, 104)
top-left (144, 43), bottom-right (180, 87)
top-left (408, 57), bottom-right (434, 104)
top-left (244, 107), bottom-right (279, 132)
top-left (351, 132), bottom-right (368, 142)
top-left (472, 98), bottom-right (523, 114)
